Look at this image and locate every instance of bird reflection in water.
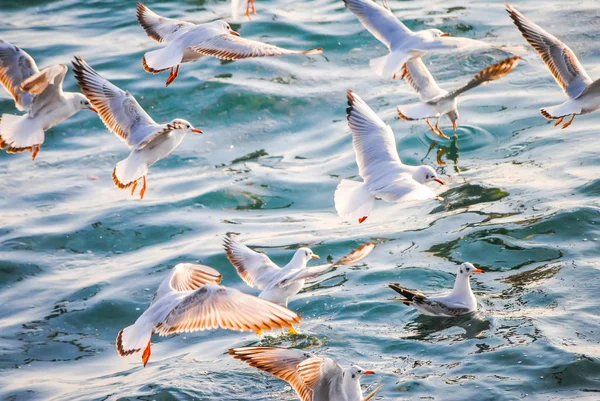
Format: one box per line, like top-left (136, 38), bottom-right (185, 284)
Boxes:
top-left (422, 137), bottom-right (460, 173)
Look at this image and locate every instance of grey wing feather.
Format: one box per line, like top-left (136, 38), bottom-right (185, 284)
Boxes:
top-left (25, 65), bottom-right (68, 117)
top-left (506, 4), bottom-right (592, 99)
top-left (72, 56), bottom-right (158, 147)
top-left (0, 40), bottom-right (39, 111)
top-left (403, 59), bottom-right (446, 101)
top-left (416, 298), bottom-right (472, 316)
top-left (343, 0), bottom-right (412, 49)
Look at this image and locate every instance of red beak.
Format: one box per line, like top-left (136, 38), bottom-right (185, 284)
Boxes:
top-left (192, 128), bottom-right (203, 134)
top-left (230, 30), bottom-right (241, 37)
top-left (434, 178), bottom-right (445, 185)
top-left (473, 268), bottom-right (484, 273)
top-left (441, 32), bottom-right (451, 37)
top-left (363, 370), bottom-right (375, 375)
top-left (90, 107), bottom-right (97, 113)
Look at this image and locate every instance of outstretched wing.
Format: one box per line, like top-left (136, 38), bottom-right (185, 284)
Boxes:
top-left (152, 263), bottom-right (222, 305)
top-left (445, 56), bottom-right (520, 99)
top-left (191, 34), bottom-right (323, 60)
top-left (0, 40), bottom-right (39, 111)
top-left (346, 90), bottom-right (403, 183)
top-left (136, 2), bottom-right (195, 43)
top-left (506, 4), bottom-right (592, 99)
top-left (229, 347), bottom-right (315, 401)
top-left (23, 64), bottom-right (68, 118)
top-left (72, 56), bottom-right (158, 147)
top-left (279, 243), bottom-right (376, 286)
top-left (223, 234), bottom-right (282, 290)
top-left (403, 58), bottom-right (446, 101)
top-left (343, 0), bottom-right (412, 49)
top-left (154, 284), bottom-right (301, 335)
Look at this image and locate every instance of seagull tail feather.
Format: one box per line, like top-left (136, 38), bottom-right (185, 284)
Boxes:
top-left (369, 51), bottom-right (409, 79)
top-left (334, 179), bottom-right (375, 223)
top-left (0, 113), bottom-right (44, 155)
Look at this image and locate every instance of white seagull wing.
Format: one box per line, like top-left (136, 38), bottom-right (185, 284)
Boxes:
top-left (346, 90), bottom-right (404, 184)
top-left (279, 242), bottom-right (376, 286)
top-left (377, 175), bottom-right (438, 202)
top-left (154, 284), bottom-right (301, 335)
top-left (224, 234), bottom-right (282, 290)
top-left (0, 40), bottom-right (39, 111)
top-left (72, 56), bottom-right (158, 148)
top-left (22, 64), bottom-right (68, 118)
top-left (402, 58), bottom-right (447, 101)
top-left (229, 347), bottom-right (315, 401)
top-left (190, 34), bottom-right (323, 60)
top-left (152, 263), bottom-right (222, 305)
top-left (343, 0), bottom-right (412, 49)
top-left (506, 4), bottom-right (592, 99)
top-left (136, 2), bottom-right (196, 43)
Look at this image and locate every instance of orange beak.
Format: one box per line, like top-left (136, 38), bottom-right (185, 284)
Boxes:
top-left (90, 107), bottom-right (97, 113)
top-left (441, 32), bottom-right (451, 37)
top-left (473, 268), bottom-right (484, 273)
top-left (363, 370), bottom-right (375, 375)
top-left (434, 178), bottom-right (445, 185)
top-left (230, 30), bottom-right (241, 37)
top-left (192, 128), bottom-right (203, 134)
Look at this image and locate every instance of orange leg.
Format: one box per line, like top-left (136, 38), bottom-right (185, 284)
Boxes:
top-left (130, 180), bottom-right (138, 196)
top-left (554, 116), bottom-right (564, 127)
top-left (142, 340), bottom-right (152, 367)
top-left (561, 114), bottom-right (576, 129)
top-left (435, 120), bottom-right (450, 139)
top-left (246, 0), bottom-right (256, 18)
top-left (358, 216), bottom-right (368, 224)
top-left (31, 145), bottom-right (40, 160)
top-left (426, 118), bottom-right (437, 135)
top-left (165, 65), bottom-right (179, 87)
top-left (139, 176), bottom-right (147, 200)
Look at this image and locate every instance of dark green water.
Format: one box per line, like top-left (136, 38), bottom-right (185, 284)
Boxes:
top-left (0, 0), bottom-right (599, 400)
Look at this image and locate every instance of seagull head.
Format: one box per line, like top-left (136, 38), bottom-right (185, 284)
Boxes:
top-left (426, 28), bottom-right (451, 38)
top-left (214, 20), bottom-right (240, 37)
top-left (73, 93), bottom-right (97, 113)
top-left (345, 365), bottom-right (374, 380)
top-left (171, 118), bottom-right (202, 134)
top-left (413, 165), bottom-right (444, 185)
top-left (458, 262), bottom-right (484, 277)
top-left (293, 247), bottom-right (320, 265)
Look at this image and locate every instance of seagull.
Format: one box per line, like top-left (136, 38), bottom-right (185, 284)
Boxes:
top-left (335, 90), bottom-right (444, 224)
top-left (116, 263), bottom-right (301, 367)
top-left (224, 234), bottom-right (375, 334)
top-left (388, 262), bottom-right (483, 317)
top-left (229, 346), bottom-right (384, 401)
top-left (231, 0), bottom-right (256, 20)
top-left (0, 40), bottom-right (95, 160)
top-left (344, 0), bottom-right (490, 79)
top-left (72, 56), bottom-right (202, 199)
top-left (136, 3), bottom-right (323, 86)
top-left (506, 4), bottom-right (600, 129)
top-left (397, 56), bottom-right (521, 138)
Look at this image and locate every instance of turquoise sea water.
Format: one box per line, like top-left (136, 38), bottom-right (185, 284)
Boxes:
top-left (1, 0), bottom-right (600, 400)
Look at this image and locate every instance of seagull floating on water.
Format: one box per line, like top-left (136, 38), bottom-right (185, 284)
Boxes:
top-left (0, 40), bottom-right (95, 159)
top-left (397, 56), bottom-right (521, 138)
top-left (72, 56), bottom-right (202, 199)
top-left (229, 346), bottom-right (383, 401)
top-left (388, 262), bottom-right (483, 317)
top-left (224, 234), bottom-right (375, 333)
top-left (116, 263), bottom-right (301, 367)
top-left (335, 90), bottom-right (444, 224)
top-left (136, 2), bottom-right (323, 86)
top-left (344, 0), bottom-right (490, 79)
top-left (506, 4), bottom-right (600, 129)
